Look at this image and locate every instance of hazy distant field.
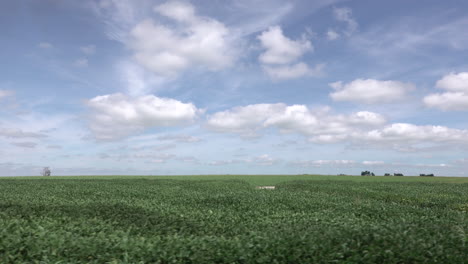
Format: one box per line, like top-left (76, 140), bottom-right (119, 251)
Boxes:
top-left (1, 175), bottom-right (467, 263)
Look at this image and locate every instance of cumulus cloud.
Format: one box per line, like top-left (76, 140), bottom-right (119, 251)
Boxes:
top-left (128, 1), bottom-right (235, 77)
top-left (424, 72), bottom-right (468, 111)
top-left (329, 79), bottom-right (414, 104)
top-left (436, 72), bottom-right (468, 92)
top-left (207, 102), bottom-right (468, 150)
top-left (258, 26), bottom-right (321, 80)
top-left (86, 93), bottom-right (200, 140)
top-left (206, 103), bottom-right (285, 137)
top-left (363, 123), bottom-right (468, 145)
top-left (258, 26), bottom-right (312, 65)
top-left (332, 7), bottom-right (358, 36)
top-left (424, 93), bottom-right (468, 111)
top-left (206, 103), bottom-right (385, 140)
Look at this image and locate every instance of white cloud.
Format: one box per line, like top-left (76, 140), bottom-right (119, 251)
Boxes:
top-left (258, 26), bottom-right (320, 80)
top-left (86, 93), bottom-right (200, 140)
top-left (436, 72), bottom-right (468, 92)
top-left (265, 107), bottom-right (386, 143)
top-left (207, 102), bottom-right (468, 151)
top-left (206, 103), bottom-right (284, 137)
top-left (363, 123), bottom-right (468, 146)
top-left (129, 1), bottom-right (235, 77)
top-left (80, 45), bottom-right (96, 55)
top-left (424, 92), bottom-right (468, 111)
top-left (326, 29), bottom-right (340, 40)
top-left (424, 72), bottom-right (468, 111)
top-left (362, 161), bottom-right (385, 165)
top-left (332, 7), bottom-right (358, 36)
top-left (38, 42), bottom-right (53, 49)
top-left (154, 1), bottom-right (196, 22)
top-left (74, 58), bottom-right (88, 67)
top-left (330, 79), bottom-right (414, 104)
top-left (207, 103), bottom-right (385, 140)
top-left (258, 26), bottom-right (312, 65)
top-left (263, 63), bottom-right (324, 80)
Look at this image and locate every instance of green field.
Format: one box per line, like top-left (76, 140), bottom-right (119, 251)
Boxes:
top-left (1, 175), bottom-right (467, 263)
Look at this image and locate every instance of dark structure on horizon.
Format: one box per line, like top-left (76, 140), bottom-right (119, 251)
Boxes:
top-left (420, 174), bottom-right (435, 177)
top-left (361, 171), bottom-right (375, 176)
top-left (394, 173), bottom-right (404, 176)
top-left (384, 173), bottom-right (391, 176)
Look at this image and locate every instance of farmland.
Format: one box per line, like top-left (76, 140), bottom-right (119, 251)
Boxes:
top-left (0, 175), bottom-right (467, 263)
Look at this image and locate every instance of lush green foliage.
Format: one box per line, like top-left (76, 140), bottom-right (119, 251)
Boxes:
top-left (0, 176), bottom-right (467, 263)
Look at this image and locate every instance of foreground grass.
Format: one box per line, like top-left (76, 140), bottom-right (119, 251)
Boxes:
top-left (0, 176), bottom-right (467, 263)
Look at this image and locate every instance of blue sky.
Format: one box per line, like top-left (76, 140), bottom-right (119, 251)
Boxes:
top-left (1, 0), bottom-right (468, 176)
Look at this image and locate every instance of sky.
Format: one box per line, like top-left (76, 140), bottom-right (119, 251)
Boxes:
top-left (1, 0), bottom-right (468, 176)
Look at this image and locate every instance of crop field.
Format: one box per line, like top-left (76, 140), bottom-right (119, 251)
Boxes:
top-left (0, 175), bottom-right (467, 263)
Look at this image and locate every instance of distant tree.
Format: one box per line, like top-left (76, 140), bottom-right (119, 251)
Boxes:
top-left (384, 173), bottom-right (391, 176)
top-left (394, 173), bottom-right (404, 176)
top-left (420, 174), bottom-right (434, 177)
top-left (41, 167), bottom-right (51, 176)
top-left (361, 171), bottom-right (375, 176)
